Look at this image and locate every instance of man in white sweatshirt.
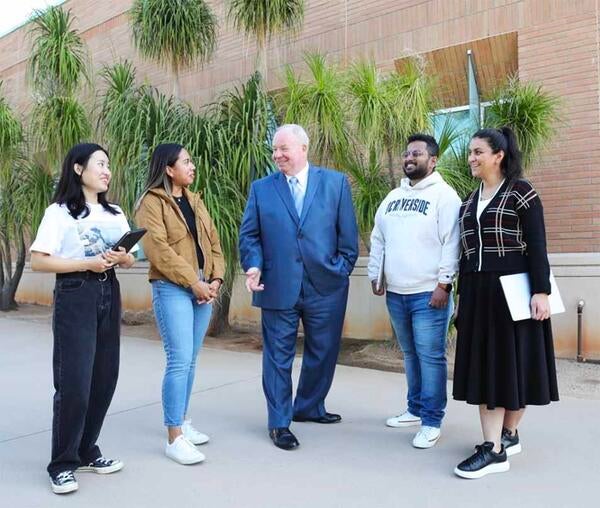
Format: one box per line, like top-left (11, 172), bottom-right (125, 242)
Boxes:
top-left (368, 134), bottom-right (461, 449)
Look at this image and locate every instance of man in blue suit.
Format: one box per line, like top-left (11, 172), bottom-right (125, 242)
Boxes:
top-left (239, 124), bottom-right (359, 450)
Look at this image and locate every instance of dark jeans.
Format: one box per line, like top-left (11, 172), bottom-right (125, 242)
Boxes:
top-left (47, 271), bottom-right (121, 475)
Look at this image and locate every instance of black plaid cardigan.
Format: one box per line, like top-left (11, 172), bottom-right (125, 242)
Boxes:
top-left (458, 178), bottom-right (551, 295)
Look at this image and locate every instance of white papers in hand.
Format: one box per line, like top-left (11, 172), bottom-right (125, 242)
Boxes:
top-left (499, 272), bottom-right (565, 321)
top-left (375, 253), bottom-right (385, 292)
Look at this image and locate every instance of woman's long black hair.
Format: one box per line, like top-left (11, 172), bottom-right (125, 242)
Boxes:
top-left (471, 126), bottom-right (523, 180)
top-left (52, 143), bottom-right (120, 219)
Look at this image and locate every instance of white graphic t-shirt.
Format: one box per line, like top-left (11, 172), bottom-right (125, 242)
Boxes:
top-left (30, 203), bottom-right (135, 259)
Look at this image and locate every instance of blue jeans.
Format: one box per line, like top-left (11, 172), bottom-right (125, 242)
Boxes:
top-left (152, 280), bottom-right (212, 427)
top-left (386, 291), bottom-right (453, 428)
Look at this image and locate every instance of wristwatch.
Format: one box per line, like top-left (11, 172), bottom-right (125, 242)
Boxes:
top-left (437, 282), bottom-right (452, 293)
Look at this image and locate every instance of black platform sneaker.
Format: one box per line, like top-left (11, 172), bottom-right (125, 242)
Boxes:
top-left (454, 442), bottom-right (510, 479)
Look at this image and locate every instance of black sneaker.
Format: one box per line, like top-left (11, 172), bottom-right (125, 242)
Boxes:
top-left (454, 441), bottom-right (510, 479)
top-left (77, 456), bottom-right (124, 474)
top-left (50, 470), bottom-right (78, 494)
top-left (501, 427), bottom-right (522, 456)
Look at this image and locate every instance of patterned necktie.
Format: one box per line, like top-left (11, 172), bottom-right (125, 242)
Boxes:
top-left (289, 176), bottom-right (304, 216)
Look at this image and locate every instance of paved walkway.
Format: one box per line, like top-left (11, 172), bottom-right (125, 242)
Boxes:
top-left (1, 315), bottom-right (598, 508)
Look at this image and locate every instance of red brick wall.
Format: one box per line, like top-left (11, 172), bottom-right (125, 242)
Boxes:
top-left (1, 0), bottom-right (598, 253)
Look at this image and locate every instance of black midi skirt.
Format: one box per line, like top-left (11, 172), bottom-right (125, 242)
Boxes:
top-left (452, 271), bottom-right (559, 410)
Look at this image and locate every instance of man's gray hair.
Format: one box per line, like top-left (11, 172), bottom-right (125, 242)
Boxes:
top-left (274, 124), bottom-right (310, 148)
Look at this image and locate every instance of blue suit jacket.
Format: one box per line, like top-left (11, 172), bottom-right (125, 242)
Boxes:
top-left (239, 165), bottom-right (359, 310)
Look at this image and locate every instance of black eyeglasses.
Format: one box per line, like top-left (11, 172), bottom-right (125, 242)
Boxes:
top-left (402, 150), bottom-right (427, 159)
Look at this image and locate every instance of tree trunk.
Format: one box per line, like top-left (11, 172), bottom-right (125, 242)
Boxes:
top-left (0, 232), bottom-right (24, 312)
top-left (360, 231), bottom-right (371, 252)
top-left (207, 283), bottom-right (232, 337)
top-left (255, 35), bottom-right (267, 83)
top-left (172, 63), bottom-right (180, 99)
top-left (0, 287), bottom-right (17, 311)
top-left (387, 147), bottom-right (396, 188)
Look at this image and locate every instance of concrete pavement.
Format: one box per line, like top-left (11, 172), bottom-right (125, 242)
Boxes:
top-left (0, 315), bottom-right (598, 508)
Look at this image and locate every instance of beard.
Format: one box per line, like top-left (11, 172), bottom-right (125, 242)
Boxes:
top-left (403, 162), bottom-right (430, 180)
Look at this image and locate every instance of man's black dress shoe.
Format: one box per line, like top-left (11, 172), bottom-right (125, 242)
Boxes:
top-left (292, 412), bottom-right (342, 424)
top-left (269, 428), bottom-right (299, 450)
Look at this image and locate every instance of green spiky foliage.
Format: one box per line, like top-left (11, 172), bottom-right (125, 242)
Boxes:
top-left (227, 0), bottom-right (304, 79)
top-left (99, 60), bottom-right (192, 217)
top-left (393, 58), bottom-right (436, 138)
top-left (277, 52), bottom-right (438, 243)
top-left (27, 5), bottom-right (91, 173)
top-left (346, 58), bottom-right (434, 188)
top-left (484, 75), bottom-right (561, 170)
top-left (344, 155), bottom-right (391, 248)
top-left (28, 6), bottom-right (89, 96)
top-left (98, 67), bottom-right (274, 334)
top-left (130, 0), bottom-right (217, 98)
top-left (278, 52), bottom-right (350, 167)
top-left (189, 73), bottom-right (274, 334)
top-left (436, 77), bottom-right (561, 199)
top-left (436, 136), bottom-right (477, 199)
top-left (435, 116), bottom-right (477, 199)
top-left (31, 95), bottom-right (91, 169)
top-left (0, 87), bottom-right (28, 310)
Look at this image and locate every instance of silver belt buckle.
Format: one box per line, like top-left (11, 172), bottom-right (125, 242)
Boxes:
top-left (99, 272), bottom-right (108, 282)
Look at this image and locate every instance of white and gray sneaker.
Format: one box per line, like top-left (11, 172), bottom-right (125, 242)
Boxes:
top-left (182, 419), bottom-right (210, 445)
top-left (386, 410), bottom-right (421, 428)
top-left (165, 435), bottom-right (206, 465)
top-left (77, 457), bottom-right (124, 474)
top-left (412, 425), bottom-right (441, 449)
top-left (50, 470), bottom-right (78, 494)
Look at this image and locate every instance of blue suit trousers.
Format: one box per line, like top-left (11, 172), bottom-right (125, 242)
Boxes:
top-left (261, 271), bottom-right (349, 429)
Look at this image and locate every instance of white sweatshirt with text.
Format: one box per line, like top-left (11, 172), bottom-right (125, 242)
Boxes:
top-left (367, 171), bottom-right (461, 294)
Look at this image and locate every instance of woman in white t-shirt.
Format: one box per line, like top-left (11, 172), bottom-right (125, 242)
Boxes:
top-left (30, 143), bottom-right (136, 495)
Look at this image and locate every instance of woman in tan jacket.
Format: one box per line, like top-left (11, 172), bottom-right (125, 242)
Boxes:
top-left (135, 143), bottom-right (225, 465)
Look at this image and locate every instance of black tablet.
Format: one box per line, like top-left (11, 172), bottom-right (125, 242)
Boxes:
top-left (111, 228), bottom-right (147, 253)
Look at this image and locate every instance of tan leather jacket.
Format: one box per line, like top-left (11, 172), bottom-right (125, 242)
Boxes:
top-left (135, 187), bottom-right (225, 287)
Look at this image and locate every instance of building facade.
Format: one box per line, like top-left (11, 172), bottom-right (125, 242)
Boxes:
top-left (2, 0), bottom-right (600, 358)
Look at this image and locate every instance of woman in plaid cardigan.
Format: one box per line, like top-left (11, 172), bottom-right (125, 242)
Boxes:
top-left (452, 127), bottom-right (559, 479)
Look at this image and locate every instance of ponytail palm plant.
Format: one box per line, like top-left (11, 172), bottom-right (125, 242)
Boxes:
top-left (130, 0), bottom-right (217, 98)
top-left (277, 52), bottom-right (437, 243)
top-left (346, 58), bottom-right (434, 188)
top-left (190, 74), bottom-right (274, 334)
top-left (28, 5), bottom-right (91, 172)
top-left (30, 95), bottom-right (91, 170)
top-left (436, 76), bottom-right (562, 199)
top-left (0, 88), bottom-right (29, 310)
top-left (99, 60), bottom-right (193, 217)
top-left (484, 76), bottom-right (561, 170)
top-left (98, 65), bottom-right (274, 334)
top-left (227, 0), bottom-right (305, 80)
top-left (28, 6), bottom-right (88, 97)
top-left (278, 52), bottom-right (349, 167)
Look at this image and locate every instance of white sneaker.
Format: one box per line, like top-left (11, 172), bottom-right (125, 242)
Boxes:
top-left (386, 410), bottom-right (421, 428)
top-left (165, 435), bottom-right (206, 465)
top-left (412, 426), bottom-right (441, 449)
top-left (182, 419), bottom-right (210, 445)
